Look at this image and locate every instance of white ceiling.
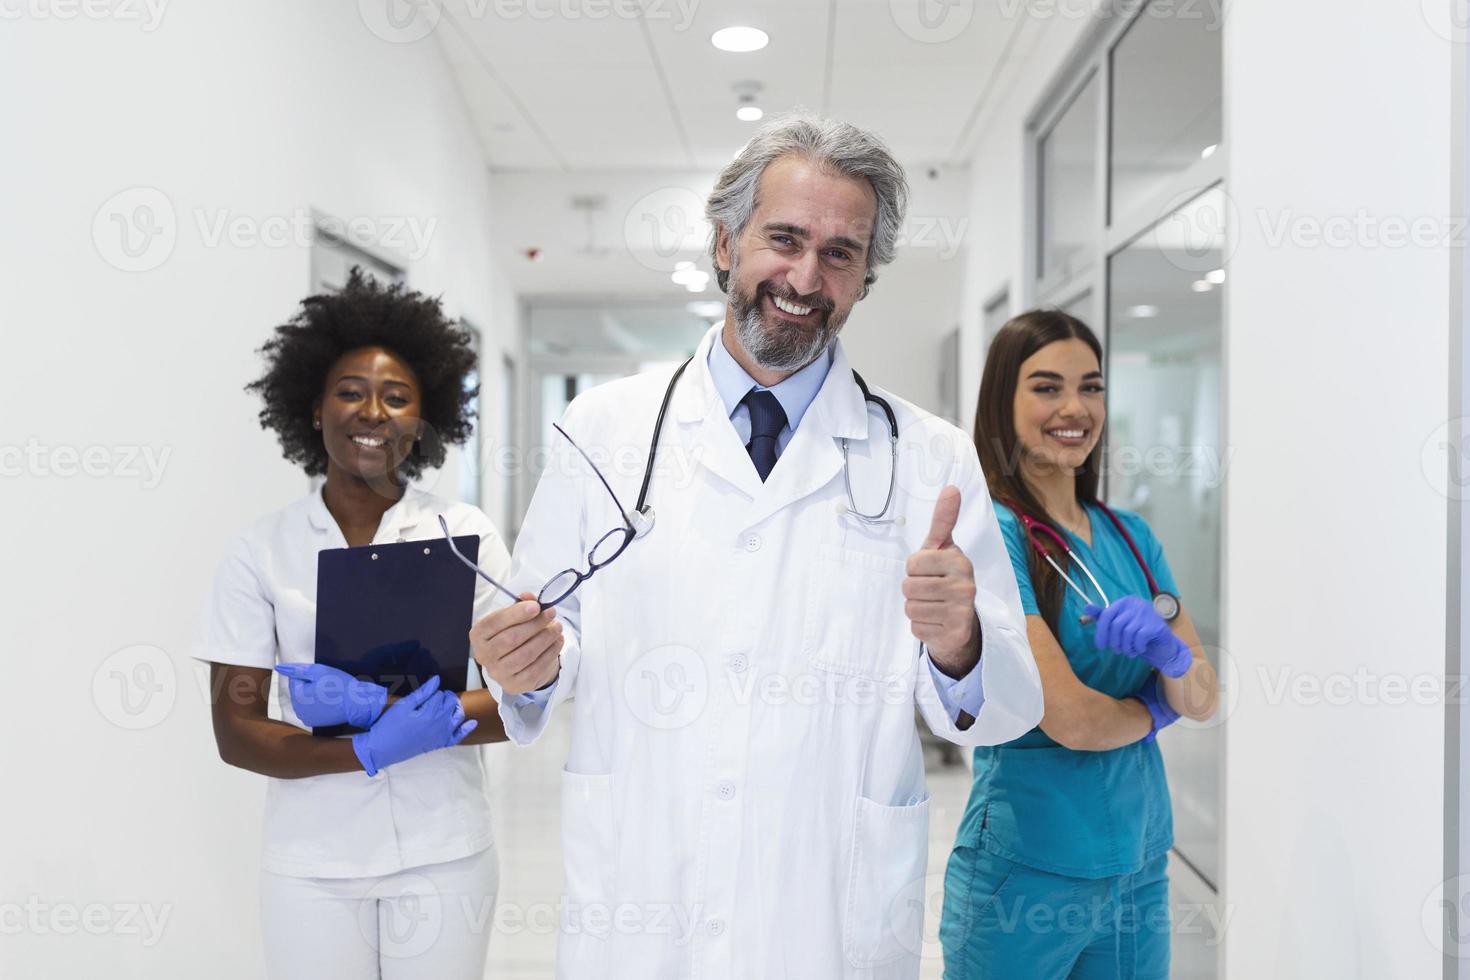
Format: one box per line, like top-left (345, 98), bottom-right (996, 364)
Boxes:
top-left (435, 0), bottom-right (1032, 172)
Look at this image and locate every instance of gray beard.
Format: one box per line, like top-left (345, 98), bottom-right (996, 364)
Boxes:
top-left (729, 280), bottom-right (848, 373)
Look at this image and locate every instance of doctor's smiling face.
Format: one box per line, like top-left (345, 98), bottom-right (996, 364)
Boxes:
top-left (313, 345), bottom-right (423, 485)
top-left (714, 154), bottom-right (876, 380)
top-left (1012, 338), bottom-right (1106, 477)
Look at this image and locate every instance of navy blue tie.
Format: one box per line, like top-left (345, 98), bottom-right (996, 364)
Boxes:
top-left (741, 388), bottom-right (787, 482)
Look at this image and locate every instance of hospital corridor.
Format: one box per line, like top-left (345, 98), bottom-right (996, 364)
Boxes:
top-left (2, 1), bottom-right (1466, 978)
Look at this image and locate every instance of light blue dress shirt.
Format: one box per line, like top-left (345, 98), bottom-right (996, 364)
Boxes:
top-left (515, 331), bottom-right (985, 723)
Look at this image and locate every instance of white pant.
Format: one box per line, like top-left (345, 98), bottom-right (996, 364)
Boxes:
top-left (260, 845), bottom-right (499, 980)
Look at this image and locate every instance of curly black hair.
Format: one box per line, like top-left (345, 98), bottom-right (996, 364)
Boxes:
top-left (246, 269), bottom-right (479, 479)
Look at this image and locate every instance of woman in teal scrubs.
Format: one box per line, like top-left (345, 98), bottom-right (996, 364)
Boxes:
top-left (940, 310), bottom-right (1219, 979)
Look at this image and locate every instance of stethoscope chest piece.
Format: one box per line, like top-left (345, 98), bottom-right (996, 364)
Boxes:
top-left (630, 505), bottom-right (656, 539)
top-left (1152, 590), bottom-right (1180, 622)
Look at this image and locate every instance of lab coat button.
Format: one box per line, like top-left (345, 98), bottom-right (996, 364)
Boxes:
top-left (707, 918), bottom-right (726, 936)
top-left (716, 781), bottom-right (736, 801)
top-left (743, 534), bottom-right (762, 552)
top-left (728, 654), bottom-right (749, 674)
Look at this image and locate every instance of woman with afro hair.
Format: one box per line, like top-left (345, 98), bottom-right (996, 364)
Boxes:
top-left (193, 270), bottom-right (533, 979)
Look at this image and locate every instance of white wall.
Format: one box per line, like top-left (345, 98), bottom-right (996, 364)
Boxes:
top-left (954, 2), bottom-right (1457, 976)
top-left (0, 6), bottom-right (515, 977)
top-left (1222, 3), bottom-right (1451, 976)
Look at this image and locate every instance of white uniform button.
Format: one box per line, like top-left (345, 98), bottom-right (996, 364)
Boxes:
top-left (743, 533), bottom-right (762, 552)
top-left (707, 918), bottom-right (726, 936)
top-left (715, 781), bottom-right (736, 801)
top-left (728, 653), bottom-right (749, 674)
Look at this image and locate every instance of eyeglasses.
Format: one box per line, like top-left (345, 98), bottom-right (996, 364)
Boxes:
top-left (438, 423), bottom-right (637, 610)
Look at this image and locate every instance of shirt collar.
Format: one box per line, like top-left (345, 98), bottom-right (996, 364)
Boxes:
top-left (707, 327), bottom-right (833, 433)
top-left (306, 481), bottom-right (426, 542)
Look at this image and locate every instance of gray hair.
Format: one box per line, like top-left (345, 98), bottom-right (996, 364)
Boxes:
top-left (705, 112), bottom-right (909, 300)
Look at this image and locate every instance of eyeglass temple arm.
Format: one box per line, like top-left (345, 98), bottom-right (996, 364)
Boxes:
top-left (551, 422), bottom-right (636, 530)
top-left (437, 515), bottom-right (524, 605)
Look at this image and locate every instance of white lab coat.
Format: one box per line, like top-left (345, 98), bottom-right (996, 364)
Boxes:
top-left (491, 326), bottom-right (1042, 979)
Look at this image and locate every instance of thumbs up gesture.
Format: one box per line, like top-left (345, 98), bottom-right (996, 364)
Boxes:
top-left (903, 485), bottom-right (982, 676)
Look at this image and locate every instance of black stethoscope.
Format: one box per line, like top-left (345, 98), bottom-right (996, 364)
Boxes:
top-left (627, 355), bottom-right (902, 537)
top-left (1008, 500), bottom-right (1180, 624)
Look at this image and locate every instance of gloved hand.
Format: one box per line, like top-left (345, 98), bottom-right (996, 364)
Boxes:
top-left (275, 662), bottom-right (388, 729)
top-left (1128, 672), bottom-right (1181, 744)
top-left (1082, 596), bottom-right (1192, 678)
top-left (350, 675), bottom-right (477, 777)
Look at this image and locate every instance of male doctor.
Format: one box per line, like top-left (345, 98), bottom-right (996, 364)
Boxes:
top-left (472, 114), bottom-right (1043, 979)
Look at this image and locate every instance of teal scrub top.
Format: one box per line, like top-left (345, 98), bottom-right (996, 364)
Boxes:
top-left (956, 501), bottom-right (1180, 879)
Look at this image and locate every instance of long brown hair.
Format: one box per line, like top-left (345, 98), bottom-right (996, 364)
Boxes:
top-left (973, 309), bottom-right (1104, 633)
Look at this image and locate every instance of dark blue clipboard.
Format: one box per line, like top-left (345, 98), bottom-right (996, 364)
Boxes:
top-left (312, 534), bottom-right (480, 737)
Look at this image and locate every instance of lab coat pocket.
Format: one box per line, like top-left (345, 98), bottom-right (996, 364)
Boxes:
top-left (843, 794), bottom-right (931, 969)
top-left (560, 768), bottom-right (617, 914)
top-left (804, 544), bottom-right (909, 680)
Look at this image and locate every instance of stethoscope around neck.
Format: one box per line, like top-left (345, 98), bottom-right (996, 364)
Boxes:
top-left (1007, 499), bottom-right (1181, 624)
top-left (625, 355), bottom-right (902, 537)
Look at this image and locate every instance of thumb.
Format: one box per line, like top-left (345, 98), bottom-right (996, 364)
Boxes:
top-left (922, 485), bottom-right (962, 550)
top-left (401, 673), bottom-right (442, 709)
top-left (274, 662), bottom-right (316, 679)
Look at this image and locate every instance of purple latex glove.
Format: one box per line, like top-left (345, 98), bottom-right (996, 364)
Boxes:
top-left (275, 662), bottom-right (388, 729)
top-left (1082, 596), bottom-right (1192, 678)
top-left (350, 675), bottom-right (476, 777)
top-left (1128, 672), bottom-right (1181, 744)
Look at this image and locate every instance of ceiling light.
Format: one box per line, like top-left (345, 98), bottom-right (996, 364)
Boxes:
top-left (736, 105), bottom-right (763, 122)
top-left (711, 26), bottom-right (768, 52)
top-left (674, 260), bottom-right (693, 271)
top-left (1191, 280), bottom-right (1214, 293)
top-left (1125, 304), bottom-right (1159, 318)
top-left (1201, 144), bottom-right (1218, 160)
top-left (687, 300), bottom-right (725, 318)
top-left (1205, 268), bottom-right (1226, 285)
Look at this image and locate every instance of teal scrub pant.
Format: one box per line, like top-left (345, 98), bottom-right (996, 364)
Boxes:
top-left (939, 845), bottom-right (1171, 979)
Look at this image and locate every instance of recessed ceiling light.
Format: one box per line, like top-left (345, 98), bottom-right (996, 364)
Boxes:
top-left (1191, 280), bottom-right (1214, 293)
top-left (1125, 304), bottom-right (1159, 318)
top-left (711, 26), bottom-right (769, 52)
top-left (736, 105), bottom-right (764, 122)
top-left (1201, 143), bottom-right (1218, 160)
top-left (1205, 268), bottom-right (1226, 285)
top-left (674, 260), bottom-right (693, 271)
top-left (687, 300), bottom-right (724, 318)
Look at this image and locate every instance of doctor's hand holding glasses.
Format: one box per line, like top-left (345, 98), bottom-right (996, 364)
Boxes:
top-left (441, 423), bottom-right (635, 695)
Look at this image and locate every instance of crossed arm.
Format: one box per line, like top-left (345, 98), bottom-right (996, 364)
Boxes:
top-left (207, 663), bottom-right (509, 779)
